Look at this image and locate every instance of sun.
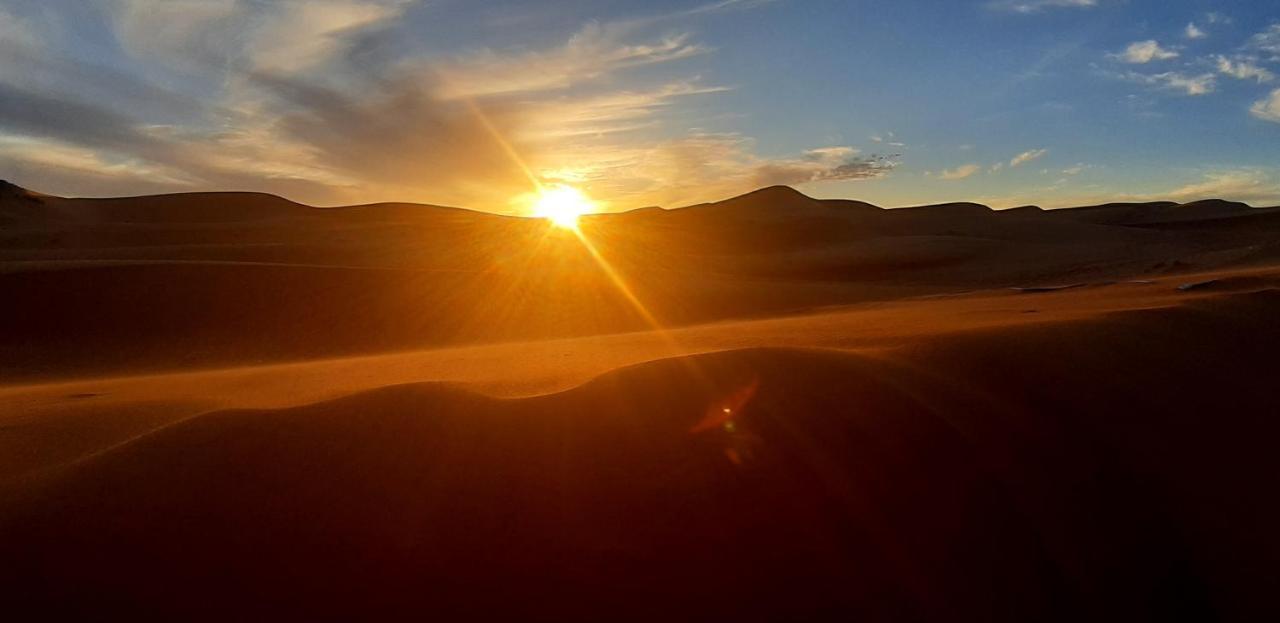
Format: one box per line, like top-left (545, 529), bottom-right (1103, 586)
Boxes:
top-left (532, 184), bottom-right (595, 229)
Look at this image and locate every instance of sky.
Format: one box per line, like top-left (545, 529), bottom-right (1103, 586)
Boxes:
top-left (1, 0), bottom-right (1279, 213)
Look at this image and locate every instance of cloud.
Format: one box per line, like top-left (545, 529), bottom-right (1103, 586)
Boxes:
top-left (1154, 72), bottom-right (1216, 95)
top-left (1252, 89), bottom-right (1280, 123)
top-left (0, 82), bottom-right (164, 155)
top-left (1062, 163), bottom-right (1087, 175)
top-left (1078, 170), bottom-right (1280, 206)
top-left (870, 131), bottom-right (905, 147)
top-left (109, 0), bottom-right (245, 69)
top-left (1158, 169), bottom-right (1280, 205)
top-left (979, 168), bottom-right (1280, 210)
top-left (522, 80), bottom-right (731, 138)
top-left (0, 78), bottom-right (350, 200)
top-left (1216, 56), bottom-right (1275, 83)
top-left (2, 2), bottom-right (862, 210)
top-left (246, 71), bottom-right (741, 209)
top-left (1185, 23), bottom-right (1206, 40)
top-left (0, 134), bottom-right (193, 193)
top-left (247, 71), bottom-right (540, 207)
top-left (559, 134), bottom-right (897, 207)
top-left (250, 1), bottom-right (406, 72)
top-left (429, 22), bottom-right (709, 99)
top-left (690, 0), bottom-right (779, 13)
top-left (0, 2), bottom-right (394, 199)
top-left (986, 0), bottom-right (1097, 14)
top-left (1117, 70), bottom-right (1216, 95)
top-left (1114, 40), bottom-right (1179, 64)
top-left (1247, 24), bottom-right (1280, 61)
top-left (110, 0), bottom-right (408, 73)
top-left (0, 6), bottom-right (45, 54)
top-left (0, 44), bottom-right (199, 123)
top-left (1010, 148), bottom-right (1048, 167)
top-left (752, 147), bottom-right (897, 186)
top-left (939, 164), bottom-right (981, 180)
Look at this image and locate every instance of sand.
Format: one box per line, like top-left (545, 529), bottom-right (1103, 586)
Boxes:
top-left (2, 181), bottom-right (1279, 620)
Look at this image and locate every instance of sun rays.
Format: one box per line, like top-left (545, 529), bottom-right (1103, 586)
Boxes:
top-left (461, 95), bottom-right (696, 375)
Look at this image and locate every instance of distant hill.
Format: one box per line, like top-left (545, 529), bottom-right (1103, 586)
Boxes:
top-left (3, 178), bottom-right (1272, 226)
top-left (1047, 198), bottom-right (1256, 226)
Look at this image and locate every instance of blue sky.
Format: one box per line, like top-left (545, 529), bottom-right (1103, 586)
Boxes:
top-left (1, 0), bottom-right (1278, 211)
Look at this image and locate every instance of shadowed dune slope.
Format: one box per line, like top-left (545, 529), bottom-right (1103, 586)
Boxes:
top-left (3, 288), bottom-right (1278, 621)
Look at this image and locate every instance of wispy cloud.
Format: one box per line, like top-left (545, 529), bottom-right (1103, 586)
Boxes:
top-left (1156, 169), bottom-right (1280, 204)
top-left (1185, 23), bottom-right (1207, 40)
top-left (1119, 170), bottom-right (1278, 206)
top-left (0, 134), bottom-right (194, 193)
top-left (869, 131), bottom-right (906, 147)
top-left (1253, 89), bottom-right (1280, 123)
top-left (110, 0), bottom-right (409, 73)
top-left (1113, 40), bottom-right (1179, 64)
top-left (939, 164), bottom-right (981, 180)
top-left (1, 0), bottom-right (888, 210)
top-left (1216, 56), bottom-right (1275, 83)
top-left (429, 23), bottom-right (709, 99)
top-left (681, 0), bottom-right (781, 17)
top-left (979, 168), bottom-right (1280, 209)
top-left (752, 146), bottom-right (898, 186)
top-left (0, 5), bottom-right (45, 53)
top-left (1115, 70), bottom-right (1216, 95)
top-left (1247, 24), bottom-right (1280, 61)
top-left (559, 134), bottom-right (897, 208)
top-left (986, 0), bottom-right (1097, 14)
top-left (523, 81), bottom-right (730, 139)
top-left (1010, 148), bottom-right (1048, 167)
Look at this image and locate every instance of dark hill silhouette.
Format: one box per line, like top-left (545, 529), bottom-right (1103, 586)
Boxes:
top-left (1049, 199), bottom-right (1256, 226)
top-left (679, 184), bottom-right (820, 210)
top-left (0, 179), bottom-right (41, 201)
top-left (1, 179), bottom-right (1268, 228)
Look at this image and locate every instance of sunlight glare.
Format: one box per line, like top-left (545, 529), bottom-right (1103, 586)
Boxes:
top-left (533, 184), bottom-right (595, 229)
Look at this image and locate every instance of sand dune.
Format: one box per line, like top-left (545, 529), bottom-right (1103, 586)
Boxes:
top-left (4, 266), bottom-right (1277, 483)
top-left (3, 288), bottom-right (1280, 620)
top-left (4, 181), bottom-right (1280, 619)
